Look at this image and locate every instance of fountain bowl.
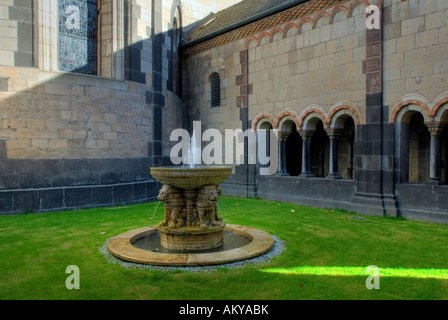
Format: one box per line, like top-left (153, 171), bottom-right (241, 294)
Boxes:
top-left (150, 166), bottom-right (233, 190)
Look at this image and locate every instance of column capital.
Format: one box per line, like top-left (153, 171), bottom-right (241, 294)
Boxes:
top-left (426, 123), bottom-right (445, 136)
top-left (325, 128), bottom-right (343, 139)
top-left (278, 132), bottom-right (290, 141)
top-left (299, 130), bottom-right (315, 140)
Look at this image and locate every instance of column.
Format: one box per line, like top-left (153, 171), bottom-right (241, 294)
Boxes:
top-left (277, 132), bottom-right (290, 176)
top-left (427, 124), bottom-right (445, 185)
top-left (299, 130), bottom-right (314, 178)
top-left (326, 129), bottom-right (342, 180)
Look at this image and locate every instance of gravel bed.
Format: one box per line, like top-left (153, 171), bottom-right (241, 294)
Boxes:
top-left (99, 235), bottom-right (286, 272)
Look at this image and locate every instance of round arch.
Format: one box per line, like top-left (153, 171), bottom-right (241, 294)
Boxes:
top-left (252, 114), bottom-right (276, 131)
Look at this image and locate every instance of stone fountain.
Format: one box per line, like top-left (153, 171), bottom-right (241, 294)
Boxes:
top-left (108, 165), bottom-right (275, 267)
top-left (150, 166), bottom-right (232, 251)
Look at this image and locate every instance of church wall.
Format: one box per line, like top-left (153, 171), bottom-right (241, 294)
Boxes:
top-left (383, 0), bottom-right (448, 110)
top-left (382, 0), bottom-right (448, 223)
top-left (0, 0), bottom-right (162, 213)
top-left (182, 0), bottom-right (448, 223)
top-left (0, 0), bottom-right (233, 214)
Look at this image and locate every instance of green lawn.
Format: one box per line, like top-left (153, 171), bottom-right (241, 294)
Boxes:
top-left (0, 197), bottom-right (447, 300)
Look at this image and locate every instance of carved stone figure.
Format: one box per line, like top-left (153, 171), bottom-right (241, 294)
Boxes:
top-left (196, 185), bottom-right (223, 229)
top-left (157, 184), bottom-right (186, 228)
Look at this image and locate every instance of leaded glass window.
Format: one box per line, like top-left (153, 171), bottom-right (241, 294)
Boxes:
top-left (58, 0), bottom-right (98, 75)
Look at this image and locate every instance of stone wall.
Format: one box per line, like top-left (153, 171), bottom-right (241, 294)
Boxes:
top-left (182, 0), bottom-right (448, 223)
top-left (384, 0), bottom-right (448, 111)
top-left (0, 0), bottom-right (34, 67)
top-left (0, 67), bottom-right (153, 159)
top-left (246, 3), bottom-right (367, 125)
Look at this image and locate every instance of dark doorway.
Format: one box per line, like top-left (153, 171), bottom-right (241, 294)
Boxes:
top-left (408, 112), bottom-right (430, 183)
top-left (310, 121), bottom-right (329, 178)
top-left (285, 124), bottom-right (302, 176)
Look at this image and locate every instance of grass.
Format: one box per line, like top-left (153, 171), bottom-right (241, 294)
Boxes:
top-left (0, 196), bottom-right (447, 300)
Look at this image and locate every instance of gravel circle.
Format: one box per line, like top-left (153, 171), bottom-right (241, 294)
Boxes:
top-left (99, 235), bottom-right (286, 272)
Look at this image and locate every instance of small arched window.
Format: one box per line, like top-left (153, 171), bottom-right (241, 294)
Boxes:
top-left (210, 73), bottom-right (221, 107)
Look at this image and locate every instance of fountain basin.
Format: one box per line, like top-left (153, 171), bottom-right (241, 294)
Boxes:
top-left (150, 166), bottom-right (233, 190)
top-left (107, 224), bottom-right (275, 267)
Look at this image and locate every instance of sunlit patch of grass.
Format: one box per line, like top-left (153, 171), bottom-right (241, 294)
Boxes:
top-left (262, 266), bottom-right (448, 280)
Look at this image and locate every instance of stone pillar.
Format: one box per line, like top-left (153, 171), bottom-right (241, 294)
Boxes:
top-left (427, 124), bottom-right (445, 185)
top-left (326, 129), bottom-right (342, 180)
top-left (277, 132), bottom-right (290, 176)
top-left (299, 130), bottom-right (314, 178)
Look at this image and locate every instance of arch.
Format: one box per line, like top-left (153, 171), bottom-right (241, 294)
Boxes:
top-left (283, 22), bottom-right (298, 38)
top-left (301, 112), bottom-right (326, 131)
top-left (329, 5), bottom-right (349, 24)
top-left (252, 113), bottom-right (277, 131)
top-left (269, 27), bottom-right (284, 42)
top-left (277, 110), bottom-right (300, 133)
top-left (348, 0), bottom-right (369, 18)
top-left (171, 3), bottom-right (182, 95)
top-left (434, 102), bottom-right (448, 123)
top-left (328, 103), bottom-right (362, 128)
top-left (245, 36), bottom-right (258, 50)
top-left (256, 32), bottom-right (270, 47)
top-left (390, 95), bottom-right (432, 123)
top-left (433, 92), bottom-right (448, 121)
top-left (297, 17), bottom-right (313, 34)
top-left (312, 12), bottom-right (330, 29)
top-left (329, 110), bottom-right (359, 130)
top-left (170, 0), bottom-right (183, 34)
top-left (298, 105), bottom-right (327, 130)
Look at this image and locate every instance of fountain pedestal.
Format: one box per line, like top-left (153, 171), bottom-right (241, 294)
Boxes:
top-left (159, 224), bottom-right (225, 251)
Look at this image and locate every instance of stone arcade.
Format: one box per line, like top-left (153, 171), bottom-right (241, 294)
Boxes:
top-left (1, 0), bottom-right (448, 224)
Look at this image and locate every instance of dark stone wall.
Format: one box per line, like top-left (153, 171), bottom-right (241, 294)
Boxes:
top-left (396, 184), bottom-right (448, 224)
top-left (0, 157), bottom-right (161, 214)
top-left (256, 176), bottom-right (356, 211)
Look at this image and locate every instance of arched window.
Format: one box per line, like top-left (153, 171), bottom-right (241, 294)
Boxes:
top-left (258, 122), bottom-right (273, 169)
top-left (172, 5), bottom-right (182, 95)
top-left (210, 73), bottom-right (221, 107)
top-left (396, 110), bottom-right (431, 184)
top-left (310, 120), bottom-right (330, 178)
top-left (408, 113), bottom-right (430, 183)
top-left (337, 117), bottom-right (355, 180)
top-left (285, 124), bottom-right (302, 176)
top-left (442, 126), bottom-right (448, 182)
top-left (58, 0), bottom-right (98, 75)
